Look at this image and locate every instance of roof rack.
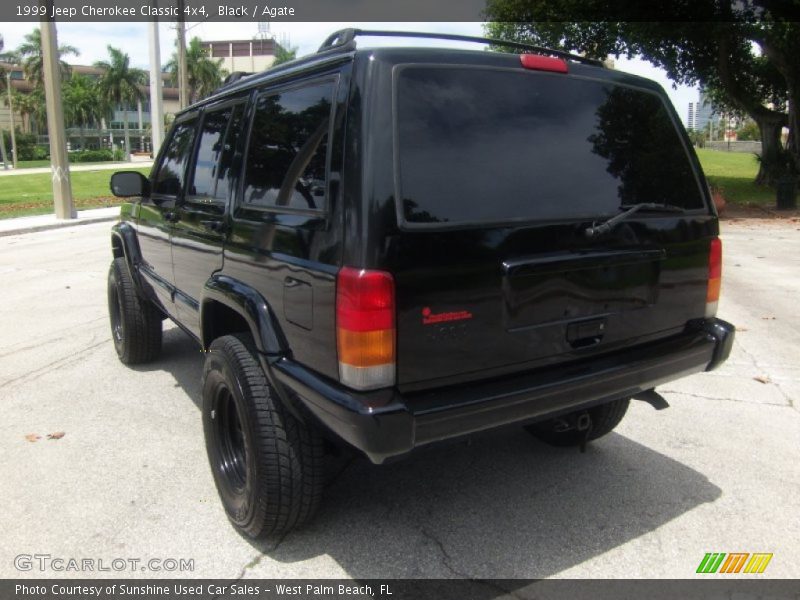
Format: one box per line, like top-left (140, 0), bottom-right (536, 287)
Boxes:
top-left (222, 71), bottom-right (254, 86)
top-left (317, 29), bottom-right (604, 68)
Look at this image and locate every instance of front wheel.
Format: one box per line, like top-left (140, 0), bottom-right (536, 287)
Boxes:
top-left (107, 258), bottom-right (162, 364)
top-left (202, 334), bottom-right (324, 540)
top-left (525, 398), bottom-right (630, 447)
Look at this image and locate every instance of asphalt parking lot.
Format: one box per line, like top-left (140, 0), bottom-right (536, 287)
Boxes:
top-left (1, 218), bottom-right (798, 579)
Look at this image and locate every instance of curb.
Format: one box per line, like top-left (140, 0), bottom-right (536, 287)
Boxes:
top-left (0, 214), bottom-right (118, 237)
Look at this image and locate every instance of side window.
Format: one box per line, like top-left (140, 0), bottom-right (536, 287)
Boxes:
top-left (212, 104), bottom-right (246, 203)
top-left (242, 81), bottom-right (334, 211)
top-left (152, 119), bottom-right (197, 197)
top-left (188, 103), bottom-right (245, 203)
top-left (188, 108), bottom-right (232, 200)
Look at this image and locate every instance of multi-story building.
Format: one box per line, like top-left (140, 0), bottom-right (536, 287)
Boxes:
top-left (200, 38), bottom-right (279, 74)
top-left (1, 36), bottom-right (279, 154)
top-left (0, 60), bottom-right (180, 153)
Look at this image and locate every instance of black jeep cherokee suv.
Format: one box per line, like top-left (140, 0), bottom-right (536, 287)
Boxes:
top-left (107, 30), bottom-right (734, 539)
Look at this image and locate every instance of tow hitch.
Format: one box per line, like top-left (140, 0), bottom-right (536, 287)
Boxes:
top-left (552, 411), bottom-right (593, 453)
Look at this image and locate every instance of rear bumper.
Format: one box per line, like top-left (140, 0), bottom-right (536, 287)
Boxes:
top-left (271, 318), bottom-right (735, 464)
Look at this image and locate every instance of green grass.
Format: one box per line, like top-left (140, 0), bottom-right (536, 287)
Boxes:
top-left (0, 167), bottom-right (150, 219)
top-left (695, 148), bottom-right (774, 206)
top-left (14, 160), bottom-right (52, 169)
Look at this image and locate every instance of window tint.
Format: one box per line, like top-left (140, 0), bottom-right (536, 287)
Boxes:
top-left (215, 104), bottom-right (246, 202)
top-left (189, 104), bottom-right (244, 202)
top-left (395, 68), bottom-right (705, 226)
top-left (190, 109), bottom-right (231, 199)
top-left (152, 120), bottom-right (196, 197)
top-left (243, 81), bottom-right (333, 211)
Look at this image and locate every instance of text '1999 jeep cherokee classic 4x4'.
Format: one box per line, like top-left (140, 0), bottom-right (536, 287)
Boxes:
top-left (107, 30), bottom-right (734, 539)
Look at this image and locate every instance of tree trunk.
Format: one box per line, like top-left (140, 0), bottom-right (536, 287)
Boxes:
top-left (79, 125), bottom-right (86, 151)
top-left (0, 129), bottom-right (9, 169)
top-left (755, 115), bottom-right (786, 186)
top-left (786, 80), bottom-right (799, 176)
top-left (123, 109), bottom-right (131, 162)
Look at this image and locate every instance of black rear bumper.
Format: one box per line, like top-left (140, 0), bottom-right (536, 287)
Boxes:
top-left (270, 318), bottom-right (735, 464)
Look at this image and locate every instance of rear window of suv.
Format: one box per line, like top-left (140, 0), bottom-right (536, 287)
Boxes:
top-left (394, 66), bottom-right (705, 226)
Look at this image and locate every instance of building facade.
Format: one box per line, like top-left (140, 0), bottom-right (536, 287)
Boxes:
top-left (200, 38), bottom-right (278, 74)
top-left (0, 60), bottom-right (181, 153)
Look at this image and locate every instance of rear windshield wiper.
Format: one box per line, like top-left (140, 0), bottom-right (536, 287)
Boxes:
top-left (585, 203), bottom-right (685, 239)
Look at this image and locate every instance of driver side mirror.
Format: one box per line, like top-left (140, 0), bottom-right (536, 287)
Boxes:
top-left (110, 171), bottom-right (150, 198)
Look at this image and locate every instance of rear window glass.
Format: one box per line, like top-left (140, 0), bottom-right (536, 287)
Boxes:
top-left (395, 67), bottom-right (705, 226)
top-left (243, 81), bottom-right (334, 212)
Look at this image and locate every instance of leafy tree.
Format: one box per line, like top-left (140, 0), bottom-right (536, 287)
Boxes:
top-left (95, 46), bottom-right (145, 161)
top-left (166, 37), bottom-right (227, 104)
top-left (737, 120), bottom-right (761, 141)
top-left (15, 28), bottom-right (79, 87)
top-left (271, 44), bottom-right (298, 67)
top-left (484, 2), bottom-right (798, 185)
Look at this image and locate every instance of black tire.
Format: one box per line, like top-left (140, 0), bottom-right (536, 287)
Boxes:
top-left (202, 334), bottom-right (324, 540)
top-left (526, 398), bottom-right (630, 447)
top-left (107, 257), bottom-right (162, 364)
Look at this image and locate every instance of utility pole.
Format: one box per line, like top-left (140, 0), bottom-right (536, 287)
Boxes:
top-left (41, 16), bottom-right (75, 219)
top-left (7, 71), bottom-right (18, 168)
top-left (147, 17), bottom-right (165, 155)
top-left (0, 33), bottom-right (6, 170)
top-left (176, 0), bottom-right (189, 110)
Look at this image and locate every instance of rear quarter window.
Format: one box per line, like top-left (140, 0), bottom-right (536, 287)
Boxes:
top-left (394, 66), bottom-right (705, 227)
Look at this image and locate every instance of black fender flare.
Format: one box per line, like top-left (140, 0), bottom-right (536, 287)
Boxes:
top-left (201, 275), bottom-right (308, 422)
top-left (201, 274), bottom-right (289, 356)
top-left (110, 221), bottom-right (146, 292)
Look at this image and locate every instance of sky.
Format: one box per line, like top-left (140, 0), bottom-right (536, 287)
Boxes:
top-left (0, 21), bottom-right (699, 125)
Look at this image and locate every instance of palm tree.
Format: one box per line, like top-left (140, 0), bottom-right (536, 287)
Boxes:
top-left (8, 88), bottom-right (45, 134)
top-left (15, 28), bottom-right (79, 87)
top-left (166, 37), bottom-right (227, 104)
top-left (95, 46), bottom-right (145, 161)
top-left (63, 73), bottom-right (103, 150)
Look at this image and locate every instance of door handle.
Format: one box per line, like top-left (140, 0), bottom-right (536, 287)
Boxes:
top-left (200, 219), bottom-right (227, 233)
top-left (164, 211), bottom-right (180, 223)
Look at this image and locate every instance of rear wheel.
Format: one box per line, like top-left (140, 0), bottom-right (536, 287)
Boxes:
top-left (525, 398), bottom-right (630, 447)
top-left (107, 258), bottom-right (162, 364)
top-left (202, 334), bottom-right (324, 539)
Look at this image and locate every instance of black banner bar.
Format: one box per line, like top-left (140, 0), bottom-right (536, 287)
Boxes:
top-left (0, 0), bottom-right (785, 22)
top-left (3, 580), bottom-right (800, 600)
top-left (3, 0), bottom-right (490, 22)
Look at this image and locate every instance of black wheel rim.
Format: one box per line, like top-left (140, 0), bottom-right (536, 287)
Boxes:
top-left (214, 387), bottom-right (248, 493)
top-left (108, 279), bottom-right (123, 344)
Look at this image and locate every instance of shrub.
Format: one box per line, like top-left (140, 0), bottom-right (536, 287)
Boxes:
top-left (1, 130), bottom-right (46, 161)
top-left (68, 149), bottom-right (115, 163)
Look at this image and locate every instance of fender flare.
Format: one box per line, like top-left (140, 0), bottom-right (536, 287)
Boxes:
top-left (201, 274), bottom-right (289, 356)
top-left (110, 221), bottom-right (146, 292)
top-left (201, 275), bottom-right (309, 422)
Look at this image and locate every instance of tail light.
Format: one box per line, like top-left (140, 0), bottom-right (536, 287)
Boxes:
top-left (706, 237), bottom-right (722, 317)
top-left (520, 54), bottom-right (568, 73)
top-left (336, 267), bottom-right (396, 390)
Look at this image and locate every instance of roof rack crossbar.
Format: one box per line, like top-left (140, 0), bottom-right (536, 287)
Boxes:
top-left (317, 28), bottom-right (604, 67)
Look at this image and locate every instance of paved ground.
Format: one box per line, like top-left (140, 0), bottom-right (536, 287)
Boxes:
top-left (0, 218), bottom-right (798, 580)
